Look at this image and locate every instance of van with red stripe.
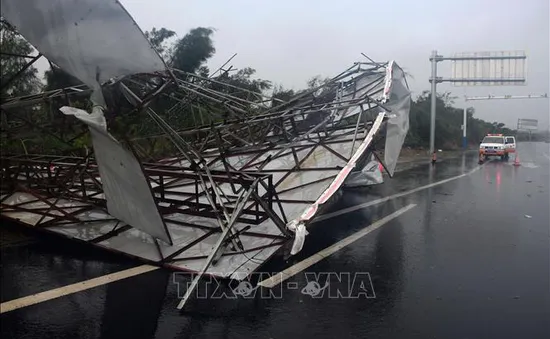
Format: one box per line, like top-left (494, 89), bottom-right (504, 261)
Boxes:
top-left (479, 134), bottom-right (509, 160)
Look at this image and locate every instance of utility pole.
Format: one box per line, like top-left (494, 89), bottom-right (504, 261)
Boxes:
top-left (462, 108), bottom-right (467, 150)
top-left (429, 50), bottom-right (439, 155)
top-left (461, 107), bottom-right (475, 150)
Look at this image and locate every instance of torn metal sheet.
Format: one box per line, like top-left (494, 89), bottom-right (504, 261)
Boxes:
top-left (286, 111), bottom-right (387, 254)
top-left (0, 0), bottom-right (411, 299)
top-left (382, 62), bottom-right (411, 176)
top-left (0, 0), bottom-right (165, 89)
top-left (1, 57), bottom-right (410, 273)
top-left (0, 0), bottom-right (414, 311)
top-left (0, 191), bottom-right (283, 279)
top-left (60, 106), bottom-right (172, 244)
top-left (344, 156), bottom-right (384, 188)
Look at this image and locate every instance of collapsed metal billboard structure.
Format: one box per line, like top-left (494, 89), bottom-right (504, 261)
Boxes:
top-left (0, 0), bottom-right (410, 308)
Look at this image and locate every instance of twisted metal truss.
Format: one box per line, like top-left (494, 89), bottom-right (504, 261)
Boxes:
top-left (1, 60), bottom-right (395, 268)
top-left (0, 0), bottom-right (410, 310)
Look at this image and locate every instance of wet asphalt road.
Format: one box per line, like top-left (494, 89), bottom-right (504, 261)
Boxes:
top-left (1, 142), bottom-right (549, 339)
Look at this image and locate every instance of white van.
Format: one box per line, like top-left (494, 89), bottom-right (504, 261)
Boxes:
top-left (479, 134), bottom-right (508, 160)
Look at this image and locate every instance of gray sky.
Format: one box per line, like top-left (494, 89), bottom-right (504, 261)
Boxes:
top-left (124, 0), bottom-right (547, 129)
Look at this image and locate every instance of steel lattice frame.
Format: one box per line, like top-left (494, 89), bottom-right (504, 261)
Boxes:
top-left (0, 0), bottom-right (412, 310)
top-left (1, 49), bottom-right (403, 314)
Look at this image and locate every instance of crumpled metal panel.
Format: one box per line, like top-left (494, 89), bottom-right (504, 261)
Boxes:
top-left (60, 106), bottom-right (172, 244)
top-left (1, 192), bottom-right (284, 280)
top-left (0, 0), bottom-right (165, 88)
top-left (343, 157), bottom-right (384, 187)
top-left (336, 71), bottom-right (387, 121)
top-left (287, 112), bottom-right (387, 254)
top-left (381, 61), bottom-right (411, 176)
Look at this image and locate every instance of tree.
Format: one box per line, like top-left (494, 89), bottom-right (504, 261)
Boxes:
top-left (271, 84), bottom-right (295, 107)
top-left (170, 27), bottom-right (215, 74)
top-left (44, 65), bottom-right (83, 91)
top-left (0, 18), bottom-right (41, 98)
top-left (144, 27), bottom-right (176, 60)
top-left (306, 75), bottom-right (330, 89)
top-left (4, 20), bottom-right (522, 156)
top-left (1, 18), bottom-right (44, 154)
top-left (404, 91), bottom-right (518, 149)
top-left (215, 67), bottom-right (271, 99)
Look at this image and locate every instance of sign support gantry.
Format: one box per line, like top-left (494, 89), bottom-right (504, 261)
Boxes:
top-left (429, 50), bottom-right (527, 154)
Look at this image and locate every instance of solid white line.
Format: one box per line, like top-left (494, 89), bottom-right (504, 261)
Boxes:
top-left (313, 165), bottom-right (482, 223)
top-left (258, 203), bottom-right (417, 288)
top-left (0, 265), bottom-right (159, 314)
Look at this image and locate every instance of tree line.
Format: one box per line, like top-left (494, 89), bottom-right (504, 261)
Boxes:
top-left (0, 22), bottom-right (522, 156)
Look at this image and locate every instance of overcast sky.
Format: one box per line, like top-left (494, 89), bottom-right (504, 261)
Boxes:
top-left (124, 1), bottom-right (547, 128)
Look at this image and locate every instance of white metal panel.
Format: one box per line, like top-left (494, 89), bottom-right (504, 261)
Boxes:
top-left (1, 191), bottom-right (286, 280)
top-left (0, 0), bottom-right (165, 88)
top-left (382, 61), bottom-right (411, 176)
top-left (60, 106), bottom-right (172, 244)
top-left (90, 128), bottom-right (172, 244)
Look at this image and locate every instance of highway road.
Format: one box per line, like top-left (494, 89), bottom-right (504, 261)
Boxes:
top-left (1, 142), bottom-right (549, 339)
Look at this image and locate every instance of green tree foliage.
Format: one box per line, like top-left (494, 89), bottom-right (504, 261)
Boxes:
top-left (1, 19), bottom-right (42, 154)
top-left (0, 18), bottom-right (41, 98)
top-left (169, 27), bottom-right (216, 73)
top-left (306, 75), bottom-right (331, 90)
top-left (4, 21), bottom-right (521, 156)
top-left (271, 84), bottom-right (295, 107)
top-left (43, 65), bottom-right (83, 91)
top-left (144, 27), bottom-right (176, 60)
top-left (213, 67), bottom-right (271, 102)
top-left (406, 91), bottom-right (515, 149)
top-left (516, 130), bottom-right (549, 142)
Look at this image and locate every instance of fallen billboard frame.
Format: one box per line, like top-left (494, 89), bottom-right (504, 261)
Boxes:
top-left (0, 0), bottom-right (411, 309)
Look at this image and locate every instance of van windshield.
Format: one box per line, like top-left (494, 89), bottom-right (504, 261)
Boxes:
top-left (505, 137), bottom-right (515, 144)
top-left (482, 136), bottom-right (504, 144)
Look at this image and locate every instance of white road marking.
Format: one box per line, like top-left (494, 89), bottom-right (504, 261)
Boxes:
top-left (0, 265), bottom-right (159, 314)
top-left (313, 165), bottom-right (482, 223)
top-left (258, 204), bottom-right (417, 288)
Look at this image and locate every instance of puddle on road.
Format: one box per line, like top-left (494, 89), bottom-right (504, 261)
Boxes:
top-left (518, 162), bottom-right (539, 169)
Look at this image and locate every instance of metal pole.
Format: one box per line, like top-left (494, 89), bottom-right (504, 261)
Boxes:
top-left (429, 50), bottom-right (438, 154)
top-left (176, 182), bottom-right (257, 310)
top-left (462, 108), bottom-right (467, 150)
